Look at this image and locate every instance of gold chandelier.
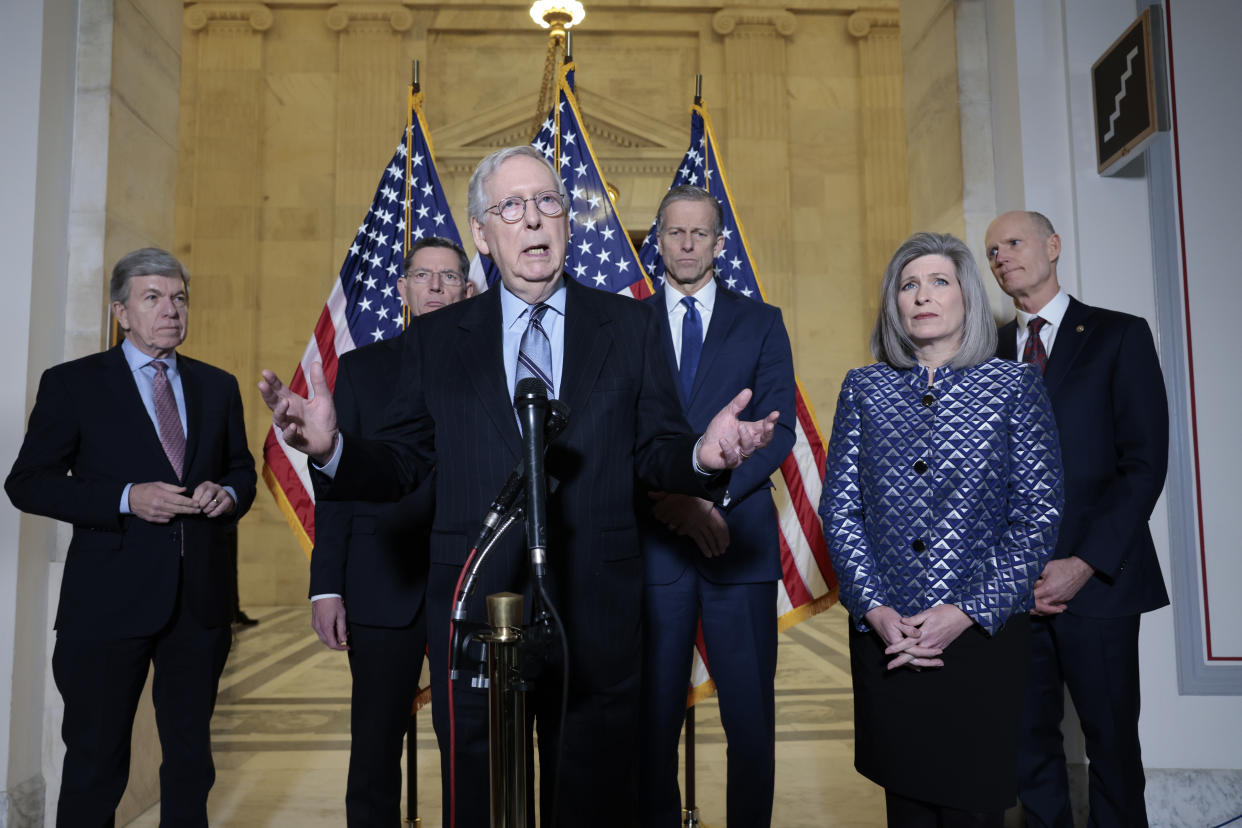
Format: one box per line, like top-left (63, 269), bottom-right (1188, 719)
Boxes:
top-left (529, 0), bottom-right (586, 39)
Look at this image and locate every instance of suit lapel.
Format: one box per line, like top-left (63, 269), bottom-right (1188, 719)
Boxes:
top-left (1043, 298), bottom-right (1093, 396)
top-left (690, 283), bottom-right (736, 406)
top-left (649, 288), bottom-right (685, 409)
top-left (560, 279), bottom-right (612, 423)
top-left (178, 355), bottom-right (200, 481)
top-left (459, 288), bottom-right (522, 456)
top-left (997, 320), bottom-right (1018, 361)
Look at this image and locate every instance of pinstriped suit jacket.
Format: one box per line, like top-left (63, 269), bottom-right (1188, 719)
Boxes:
top-left (327, 276), bottom-right (720, 688)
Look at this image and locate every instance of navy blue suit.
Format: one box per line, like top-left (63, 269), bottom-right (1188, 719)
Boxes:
top-left (639, 282), bottom-right (795, 827)
top-left (311, 334), bottom-right (433, 825)
top-left (999, 297), bottom-right (1169, 827)
top-left (6, 345), bottom-right (256, 826)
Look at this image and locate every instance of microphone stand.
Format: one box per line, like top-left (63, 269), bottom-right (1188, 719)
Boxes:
top-left (448, 382), bottom-right (571, 828)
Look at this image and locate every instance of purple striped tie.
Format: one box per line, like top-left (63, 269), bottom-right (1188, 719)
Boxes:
top-left (150, 361), bottom-right (185, 478)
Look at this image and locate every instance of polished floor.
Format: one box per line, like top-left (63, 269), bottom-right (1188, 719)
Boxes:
top-left (130, 603), bottom-right (887, 826)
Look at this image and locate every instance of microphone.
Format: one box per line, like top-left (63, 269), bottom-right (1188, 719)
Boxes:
top-left (480, 398), bottom-right (568, 532)
top-left (514, 378), bottom-right (550, 575)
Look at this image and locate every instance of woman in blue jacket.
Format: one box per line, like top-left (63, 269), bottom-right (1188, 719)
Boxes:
top-left (820, 232), bottom-right (1064, 827)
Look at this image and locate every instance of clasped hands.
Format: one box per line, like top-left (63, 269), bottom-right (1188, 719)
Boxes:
top-left (650, 492), bottom-right (729, 558)
top-left (864, 604), bottom-right (974, 671)
top-left (129, 480), bottom-right (234, 523)
top-left (258, 364), bottom-right (779, 471)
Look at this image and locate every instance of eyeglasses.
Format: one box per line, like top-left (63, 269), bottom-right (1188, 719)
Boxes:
top-left (486, 191), bottom-right (566, 224)
top-left (407, 269), bottom-right (464, 286)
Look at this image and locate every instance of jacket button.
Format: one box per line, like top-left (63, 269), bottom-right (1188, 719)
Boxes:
top-left (914, 460), bottom-right (928, 474)
top-left (921, 393), bottom-right (935, 407)
top-left (912, 539), bottom-right (925, 552)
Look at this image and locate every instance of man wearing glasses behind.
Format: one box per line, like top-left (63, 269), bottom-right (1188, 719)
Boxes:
top-left (261, 145), bottom-right (777, 826)
top-left (308, 237), bottom-right (472, 825)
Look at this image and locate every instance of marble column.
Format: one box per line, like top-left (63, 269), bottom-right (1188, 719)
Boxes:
top-left (182, 3), bottom-right (271, 382)
top-left (712, 8), bottom-right (797, 317)
top-left (325, 4), bottom-right (414, 254)
top-left (849, 8), bottom-right (910, 319)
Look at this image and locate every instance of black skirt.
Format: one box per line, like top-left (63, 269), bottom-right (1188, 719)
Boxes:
top-left (848, 612), bottom-right (1031, 812)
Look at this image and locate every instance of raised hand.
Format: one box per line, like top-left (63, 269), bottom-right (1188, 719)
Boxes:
top-left (258, 363), bottom-right (338, 464)
top-left (697, 388), bottom-right (779, 471)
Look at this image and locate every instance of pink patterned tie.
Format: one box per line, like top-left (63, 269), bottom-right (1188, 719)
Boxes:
top-left (150, 361), bottom-right (185, 478)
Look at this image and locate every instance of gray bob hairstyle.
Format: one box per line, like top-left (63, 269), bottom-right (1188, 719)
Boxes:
top-left (467, 145), bottom-right (568, 224)
top-left (870, 231), bottom-right (997, 370)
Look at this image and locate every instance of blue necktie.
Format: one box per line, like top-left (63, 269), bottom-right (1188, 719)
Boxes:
top-left (679, 296), bottom-right (702, 399)
top-left (516, 303), bottom-right (554, 397)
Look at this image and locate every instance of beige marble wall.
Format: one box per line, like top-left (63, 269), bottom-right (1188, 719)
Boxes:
top-left (175, 0), bottom-right (906, 604)
top-left (52, 0), bottom-right (188, 823)
top-left (900, 0), bottom-right (966, 241)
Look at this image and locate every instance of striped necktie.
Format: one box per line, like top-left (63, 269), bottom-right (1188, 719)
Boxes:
top-left (516, 303), bottom-right (554, 398)
top-left (149, 360), bottom-right (185, 478)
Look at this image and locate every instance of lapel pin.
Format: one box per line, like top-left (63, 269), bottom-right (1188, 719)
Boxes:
top-left (1076, 325), bottom-right (1085, 333)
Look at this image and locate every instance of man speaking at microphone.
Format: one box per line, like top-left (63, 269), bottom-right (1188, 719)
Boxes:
top-left (260, 145), bottom-right (778, 827)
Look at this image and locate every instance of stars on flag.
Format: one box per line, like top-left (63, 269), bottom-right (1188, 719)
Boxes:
top-left (637, 107), bottom-right (763, 301)
top-left (335, 112), bottom-right (464, 344)
top-left (527, 66), bottom-right (648, 296)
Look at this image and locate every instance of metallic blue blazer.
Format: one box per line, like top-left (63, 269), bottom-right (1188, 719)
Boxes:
top-left (819, 358), bottom-right (1064, 635)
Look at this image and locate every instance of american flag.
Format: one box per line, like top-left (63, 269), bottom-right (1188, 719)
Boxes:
top-left (262, 87), bottom-right (463, 554)
top-left (638, 99), bottom-right (838, 702)
top-left (474, 61), bottom-right (652, 300)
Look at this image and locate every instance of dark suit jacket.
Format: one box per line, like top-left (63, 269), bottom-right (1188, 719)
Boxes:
top-left (6, 345), bottom-right (257, 637)
top-left (324, 276), bottom-right (722, 687)
top-left (310, 335), bottom-right (432, 627)
top-left (642, 283), bottom-right (796, 585)
top-left (998, 297), bottom-right (1169, 617)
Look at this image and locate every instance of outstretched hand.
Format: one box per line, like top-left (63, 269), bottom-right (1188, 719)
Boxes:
top-left (697, 388), bottom-right (779, 471)
top-left (258, 363), bottom-right (338, 464)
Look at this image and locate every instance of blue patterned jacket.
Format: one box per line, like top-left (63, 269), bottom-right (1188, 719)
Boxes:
top-left (820, 358), bottom-right (1064, 635)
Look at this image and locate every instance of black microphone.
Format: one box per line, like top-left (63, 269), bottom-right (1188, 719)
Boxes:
top-left (480, 398), bottom-right (568, 532)
top-left (514, 378), bottom-right (550, 576)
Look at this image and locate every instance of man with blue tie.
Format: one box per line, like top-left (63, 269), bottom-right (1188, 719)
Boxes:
top-left (6, 248), bottom-right (257, 826)
top-left (986, 211), bottom-right (1169, 827)
top-left (639, 185), bottom-right (796, 828)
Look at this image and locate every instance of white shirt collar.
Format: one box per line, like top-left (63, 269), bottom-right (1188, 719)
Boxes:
top-left (663, 276), bottom-right (718, 316)
top-left (1016, 289), bottom-right (1069, 329)
top-left (121, 338), bottom-right (178, 374)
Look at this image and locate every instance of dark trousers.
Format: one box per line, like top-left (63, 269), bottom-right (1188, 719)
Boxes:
top-left (52, 568), bottom-right (231, 828)
top-left (639, 572), bottom-right (777, 828)
top-left (344, 608), bottom-right (427, 827)
top-left (425, 562), bottom-right (642, 828)
top-left (1018, 613), bottom-right (1147, 827)
top-left (884, 791), bottom-right (1003, 827)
